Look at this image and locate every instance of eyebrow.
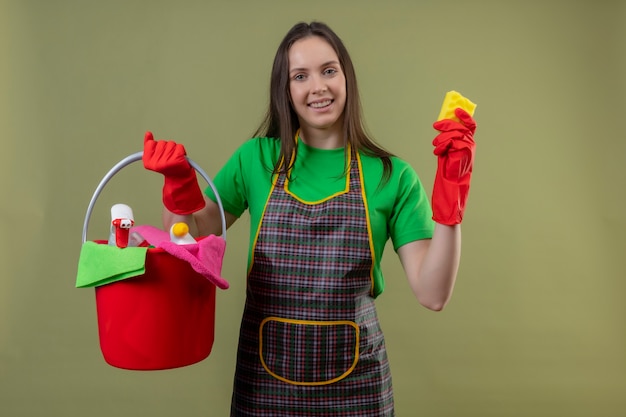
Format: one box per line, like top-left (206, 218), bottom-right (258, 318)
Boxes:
top-left (289, 60), bottom-right (340, 74)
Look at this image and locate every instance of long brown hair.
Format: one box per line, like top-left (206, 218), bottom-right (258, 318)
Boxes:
top-left (253, 21), bottom-right (394, 180)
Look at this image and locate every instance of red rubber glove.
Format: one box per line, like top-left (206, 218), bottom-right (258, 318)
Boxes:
top-left (431, 108), bottom-right (477, 225)
top-left (142, 131), bottom-right (206, 215)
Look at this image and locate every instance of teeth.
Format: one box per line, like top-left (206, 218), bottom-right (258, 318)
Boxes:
top-left (310, 100), bottom-right (331, 108)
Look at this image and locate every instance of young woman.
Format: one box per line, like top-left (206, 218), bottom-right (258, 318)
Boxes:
top-left (143, 21), bottom-right (476, 417)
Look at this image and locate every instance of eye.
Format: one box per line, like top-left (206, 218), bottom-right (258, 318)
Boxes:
top-left (323, 68), bottom-right (337, 76)
top-left (292, 73), bottom-right (306, 81)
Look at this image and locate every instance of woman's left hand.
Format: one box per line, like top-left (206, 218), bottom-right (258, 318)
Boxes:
top-left (430, 108), bottom-right (477, 225)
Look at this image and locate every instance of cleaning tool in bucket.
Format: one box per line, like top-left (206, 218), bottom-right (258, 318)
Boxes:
top-left (76, 151), bottom-right (228, 371)
top-left (169, 222), bottom-right (197, 245)
top-left (108, 203), bottom-right (135, 248)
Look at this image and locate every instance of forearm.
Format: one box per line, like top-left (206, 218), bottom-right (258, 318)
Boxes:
top-left (416, 223), bottom-right (462, 310)
top-left (162, 208), bottom-right (194, 233)
top-left (162, 197), bottom-right (224, 238)
top-left (399, 223), bottom-right (462, 311)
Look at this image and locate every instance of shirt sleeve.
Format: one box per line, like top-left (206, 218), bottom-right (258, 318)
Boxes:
top-left (388, 161), bottom-right (435, 251)
top-left (204, 142), bottom-right (251, 217)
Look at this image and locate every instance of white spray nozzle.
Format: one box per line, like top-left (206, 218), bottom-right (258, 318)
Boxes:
top-left (111, 203), bottom-right (134, 222)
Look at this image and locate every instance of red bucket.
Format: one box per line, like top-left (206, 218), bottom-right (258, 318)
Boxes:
top-left (94, 240), bottom-right (216, 370)
top-left (79, 152), bottom-right (227, 370)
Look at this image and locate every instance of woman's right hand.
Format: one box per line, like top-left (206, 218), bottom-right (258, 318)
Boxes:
top-left (143, 131), bottom-right (193, 178)
top-left (142, 131), bottom-right (206, 215)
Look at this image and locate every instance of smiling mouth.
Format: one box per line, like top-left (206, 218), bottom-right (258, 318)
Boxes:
top-left (308, 99), bottom-right (333, 109)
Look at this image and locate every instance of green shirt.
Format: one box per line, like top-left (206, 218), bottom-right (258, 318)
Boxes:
top-left (205, 137), bottom-right (434, 297)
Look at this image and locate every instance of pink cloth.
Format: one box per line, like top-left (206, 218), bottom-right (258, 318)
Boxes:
top-left (131, 225), bottom-right (229, 290)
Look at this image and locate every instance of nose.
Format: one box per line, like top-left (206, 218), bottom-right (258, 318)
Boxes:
top-left (311, 75), bottom-right (327, 94)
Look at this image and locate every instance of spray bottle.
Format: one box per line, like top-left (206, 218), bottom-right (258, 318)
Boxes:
top-left (169, 222), bottom-right (197, 245)
top-left (108, 203), bottom-right (135, 248)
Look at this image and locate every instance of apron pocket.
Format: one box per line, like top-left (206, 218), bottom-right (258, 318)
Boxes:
top-left (259, 317), bottom-right (359, 386)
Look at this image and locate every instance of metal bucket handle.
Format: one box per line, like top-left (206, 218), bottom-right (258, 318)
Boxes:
top-left (81, 151), bottom-right (226, 244)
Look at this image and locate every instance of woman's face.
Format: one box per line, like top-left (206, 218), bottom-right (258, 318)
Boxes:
top-left (288, 36), bottom-right (346, 140)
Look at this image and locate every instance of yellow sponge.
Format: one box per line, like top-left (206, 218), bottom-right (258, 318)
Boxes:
top-left (437, 90), bottom-right (476, 122)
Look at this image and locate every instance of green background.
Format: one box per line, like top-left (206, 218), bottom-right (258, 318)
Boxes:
top-left (2, 1), bottom-right (625, 416)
